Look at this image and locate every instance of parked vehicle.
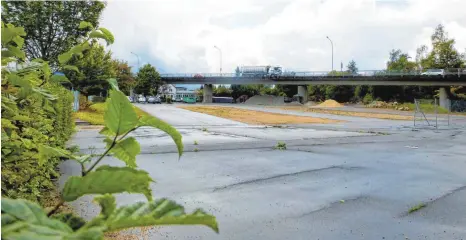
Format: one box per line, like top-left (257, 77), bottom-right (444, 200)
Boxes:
top-left (137, 95), bottom-right (146, 103)
top-left (213, 97), bottom-right (234, 103)
top-left (421, 69), bottom-right (444, 76)
top-left (183, 96), bottom-right (196, 103)
top-left (147, 96), bottom-right (161, 104)
top-left (127, 96), bottom-right (134, 103)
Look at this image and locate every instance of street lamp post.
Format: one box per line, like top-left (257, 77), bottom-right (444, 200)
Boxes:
top-left (131, 52), bottom-right (140, 69)
top-left (326, 36), bottom-right (334, 72)
top-left (213, 45), bottom-right (222, 76)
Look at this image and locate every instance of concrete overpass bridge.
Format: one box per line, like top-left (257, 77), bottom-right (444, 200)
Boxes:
top-left (160, 70), bottom-right (466, 107)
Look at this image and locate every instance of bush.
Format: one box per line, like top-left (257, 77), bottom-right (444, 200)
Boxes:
top-left (1, 83), bottom-right (74, 202)
top-left (362, 94), bottom-right (374, 105)
top-left (166, 97), bottom-right (172, 103)
top-left (88, 102), bottom-right (106, 112)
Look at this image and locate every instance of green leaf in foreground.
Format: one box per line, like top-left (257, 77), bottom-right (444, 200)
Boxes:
top-left (63, 65), bottom-right (80, 72)
top-left (62, 166), bottom-right (153, 202)
top-left (1, 198), bottom-right (73, 238)
top-left (78, 21), bottom-right (94, 29)
top-left (58, 52), bottom-right (72, 65)
top-left (104, 199), bottom-right (218, 233)
top-left (139, 115), bottom-right (183, 157)
top-left (106, 78), bottom-right (119, 91)
top-left (89, 30), bottom-right (113, 45)
top-left (38, 144), bottom-right (90, 165)
top-left (50, 74), bottom-right (70, 83)
top-left (99, 126), bottom-right (113, 137)
top-left (94, 194), bottom-right (116, 219)
top-left (104, 137), bottom-right (140, 168)
top-left (51, 213), bottom-right (86, 231)
top-left (104, 89), bottom-right (138, 135)
top-left (38, 145), bottom-right (73, 166)
top-left (99, 27), bottom-right (114, 44)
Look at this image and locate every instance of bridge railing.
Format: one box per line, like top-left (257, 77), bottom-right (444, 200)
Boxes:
top-left (160, 69), bottom-right (466, 78)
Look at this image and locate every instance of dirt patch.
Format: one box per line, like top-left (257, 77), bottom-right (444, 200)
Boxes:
top-left (178, 106), bottom-right (341, 125)
top-left (315, 99), bottom-right (343, 108)
top-left (277, 106), bottom-right (413, 121)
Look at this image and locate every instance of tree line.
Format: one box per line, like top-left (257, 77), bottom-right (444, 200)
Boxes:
top-left (2, 1), bottom-right (162, 98)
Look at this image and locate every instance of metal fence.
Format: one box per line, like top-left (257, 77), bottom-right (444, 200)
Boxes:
top-left (413, 98), bottom-right (466, 129)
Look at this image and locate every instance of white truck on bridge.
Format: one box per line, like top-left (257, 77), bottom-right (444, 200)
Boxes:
top-left (240, 66), bottom-right (283, 78)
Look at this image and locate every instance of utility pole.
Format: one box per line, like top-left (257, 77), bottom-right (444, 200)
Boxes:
top-left (341, 61), bottom-right (343, 72)
top-left (326, 36), bottom-right (334, 72)
top-left (213, 45), bottom-right (222, 76)
top-left (130, 52), bottom-right (140, 99)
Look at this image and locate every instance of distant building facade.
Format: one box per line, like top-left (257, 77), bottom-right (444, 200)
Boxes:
top-left (158, 84), bottom-right (196, 100)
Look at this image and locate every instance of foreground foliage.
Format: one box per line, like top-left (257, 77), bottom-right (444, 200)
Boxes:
top-left (1, 21), bottom-right (218, 239)
top-left (1, 23), bottom-right (75, 202)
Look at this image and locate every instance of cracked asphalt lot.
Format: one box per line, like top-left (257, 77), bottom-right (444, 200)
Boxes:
top-left (62, 104), bottom-right (466, 240)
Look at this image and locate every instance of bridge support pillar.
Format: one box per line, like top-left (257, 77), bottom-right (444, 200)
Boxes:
top-left (439, 87), bottom-right (449, 110)
top-left (203, 84), bottom-right (213, 103)
top-left (297, 85), bottom-right (308, 103)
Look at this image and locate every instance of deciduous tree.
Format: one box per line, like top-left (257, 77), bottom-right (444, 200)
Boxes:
top-left (112, 59), bottom-right (135, 95)
top-left (419, 24), bottom-right (464, 69)
top-left (64, 42), bottom-right (115, 96)
top-left (1, 1), bottom-right (105, 68)
top-left (135, 64), bottom-right (161, 96)
top-left (386, 49), bottom-right (416, 71)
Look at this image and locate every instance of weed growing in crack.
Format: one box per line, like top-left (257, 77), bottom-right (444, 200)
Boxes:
top-left (274, 142), bottom-right (287, 150)
top-left (408, 203), bottom-right (426, 213)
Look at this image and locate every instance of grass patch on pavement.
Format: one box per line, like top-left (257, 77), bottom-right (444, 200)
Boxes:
top-left (408, 203), bottom-right (427, 213)
top-left (278, 106), bottom-right (414, 121)
top-left (74, 102), bottom-right (149, 125)
top-left (274, 142), bottom-right (287, 150)
top-left (395, 103), bottom-right (449, 114)
top-left (178, 106), bottom-right (341, 125)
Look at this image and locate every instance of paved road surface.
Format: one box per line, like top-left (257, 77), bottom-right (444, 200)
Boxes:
top-left (62, 104), bottom-right (466, 240)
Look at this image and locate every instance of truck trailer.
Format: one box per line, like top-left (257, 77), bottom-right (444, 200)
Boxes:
top-left (240, 65), bottom-right (283, 78)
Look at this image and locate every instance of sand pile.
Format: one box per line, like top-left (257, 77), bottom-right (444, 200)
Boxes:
top-left (315, 99), bottom-right (343, 108)
top-left (245, 95), bottom-right (285, 105)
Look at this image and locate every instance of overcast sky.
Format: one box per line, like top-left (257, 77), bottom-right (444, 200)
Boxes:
top-left (101, 0), bottom-right (466, 73)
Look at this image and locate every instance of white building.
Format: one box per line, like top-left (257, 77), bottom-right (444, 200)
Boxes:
top-left (158, 84), bottom-right (196, 100)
